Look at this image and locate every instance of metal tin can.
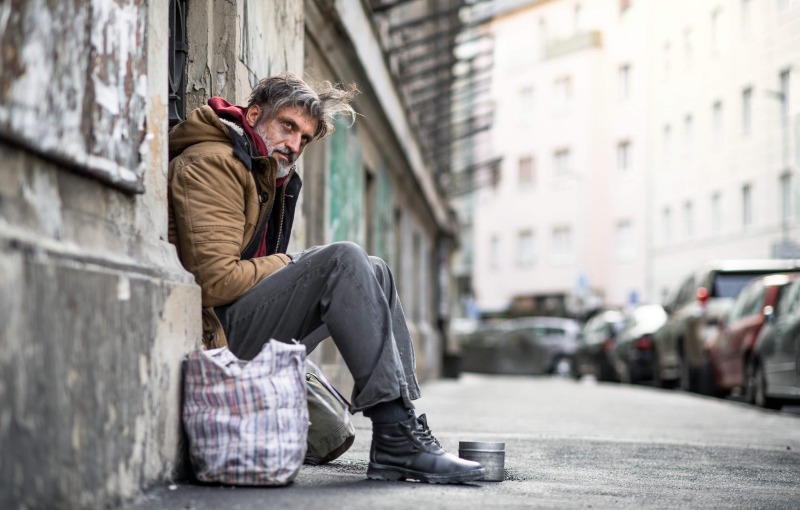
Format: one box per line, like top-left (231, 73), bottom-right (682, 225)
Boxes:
top-left (458, 441), bottom-right (505, 482)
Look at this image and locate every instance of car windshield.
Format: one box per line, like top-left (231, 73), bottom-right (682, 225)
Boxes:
top-left (712, 272), bottom-right (765, 298)
top-left (529, 326), bottom-right (568, 336)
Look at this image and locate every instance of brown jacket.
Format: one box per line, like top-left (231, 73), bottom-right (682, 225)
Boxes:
top-left (168, 105), bottom-right (300, 348)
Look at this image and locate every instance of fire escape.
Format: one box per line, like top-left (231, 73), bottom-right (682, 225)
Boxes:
top-left (366, 0), bottom-right (497, 197)
top-left (367, 0), bottom-right (498, 315)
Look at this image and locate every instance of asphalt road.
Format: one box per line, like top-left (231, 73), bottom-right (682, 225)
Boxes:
top-left (121, 374), bottom-right (800, 509)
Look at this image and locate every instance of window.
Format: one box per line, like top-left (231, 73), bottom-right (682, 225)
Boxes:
top-left (684, 114), bottom-right (694, 156)
top-left (617, 141), bottom-right (631, 172)
top-left (517, 230), bottom-right (535, 267)
top-left (741, 0), bottom-right (752, 35)
top-left (618, 64), bottom-right (631, 99)
top-left (742, 87), bottom-right (752, 134)
top-left (538, 18), bottom-right (548, 59)
top-left (663, 124), bottom-right (672, 164)
top-left (616, 220), bottom-right (635, 260)
top-left (0, 0), bottom-right (149, 193)
top-left (412, 232), bottom-right (422, 322)
top-left (713, 101), bottom-right (723, 145)
top-left (551, 226), bottom-right (573, 262)
top-left (780, 69), bottom-right (791, 120)
top-left (683, 28), bottom-right (693, 68)
top-left (489, 235), bottom-right (501, 269)
top-left (553, 149), bottom-right (572, 178)
top-left (662, 207), bottom-right (672, 244)
top-left (519, 85), bottom-right (534, 119)
top-left (711, 9), bottom-right (721, 54)
top-left (742, 183), bottom-right (753, 228)
top-left (574, 4), bottom-right (583, 33)
top-left (553, 76), bottom-right (572, 112)
top-left (781, 173), bottom-right (792, 223)
top-left (169, 0), bottom-right (189, 127)
top-left (518, 156), bottom-right (535, 185)
top-left (711, 192), bottom-right (722, 233)
top-left (683, 200), bottom-right (694, 239)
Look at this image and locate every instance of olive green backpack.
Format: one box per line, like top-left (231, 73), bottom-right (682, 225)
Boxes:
top-left (304, 372), bottom-right (356, 466)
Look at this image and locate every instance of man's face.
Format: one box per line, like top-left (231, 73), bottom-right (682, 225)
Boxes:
top-left (247, 105), bottom-right (318, 176)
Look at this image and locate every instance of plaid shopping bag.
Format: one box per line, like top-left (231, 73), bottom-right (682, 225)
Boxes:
top-left (182, 341), bottom-right (309, 486)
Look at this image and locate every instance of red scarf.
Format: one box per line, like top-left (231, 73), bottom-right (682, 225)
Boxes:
top-left (207, 97), bottom-right (288, 257)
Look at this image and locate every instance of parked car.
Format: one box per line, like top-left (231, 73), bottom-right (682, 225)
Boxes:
top-left (459, 317), bottom-right (581, 376)
top-left (653, 259), bottom-right (800, 393)
top-left (571, 309), bottom-right (625, 381)
top-left (708, 273), bottom-right (800, 398)
top-left (609, 304), bottom-right (668, 384)
top-left (750, 276), bottom-right (800, 408)
top-left (504, 317), bottom-right (582, 375)
top-left (457, 321), bottom-right (513, 374)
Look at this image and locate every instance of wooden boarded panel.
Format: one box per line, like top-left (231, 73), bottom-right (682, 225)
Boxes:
top-left (0, 0), bottom-right (148, 192)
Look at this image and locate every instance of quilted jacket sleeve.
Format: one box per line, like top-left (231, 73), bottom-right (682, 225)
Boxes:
top-left (169, 150), bottom-right (291, 308)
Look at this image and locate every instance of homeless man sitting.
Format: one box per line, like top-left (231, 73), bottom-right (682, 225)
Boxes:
top-left (167, 72), bottom-right (485, 484)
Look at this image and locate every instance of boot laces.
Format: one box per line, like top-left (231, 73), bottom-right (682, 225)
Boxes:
top-left (413, 414), bottom-right (441, 448)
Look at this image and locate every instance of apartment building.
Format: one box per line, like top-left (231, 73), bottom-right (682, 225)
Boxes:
top-left (649, 0), bottom-right (800, 301)
top-left (468, 0), bottom-right (800, 316)
top-left (472, 0), bottom-right (650, 316)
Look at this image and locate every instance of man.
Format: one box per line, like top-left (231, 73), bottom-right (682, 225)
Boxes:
top-left (168, 73), bottom-right (485, 484)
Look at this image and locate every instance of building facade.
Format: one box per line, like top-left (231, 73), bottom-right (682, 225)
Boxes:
top-left (472, 0), bottom-right (651, 317)
top-left (467, 0), bottom-right (800, 317)
top-left (649, 0), bottom-right (800, 301)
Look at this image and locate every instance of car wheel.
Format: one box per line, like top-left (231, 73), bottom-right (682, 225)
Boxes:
top-left (744, 358), bottom-right (757, 405)
top-left (616, 359), bottom-right (631, 384)
top-left (698, 358), bottom-right (724, 397)
top-left (553, 356), bottom-right (572, 377)
top-left (599, 358), bottom-right (617, 382)
top-left (678, 352), bottom-right (694, 392)
top-left (753, 362), bottom-right (783, 410)
top-left (652, 349), bottom-right (676, 389)
top-left (569, 359), bottom-right (581, 381)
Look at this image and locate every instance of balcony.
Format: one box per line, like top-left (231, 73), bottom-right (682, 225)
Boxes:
top-left (545, 31), bottom-right (603, 60)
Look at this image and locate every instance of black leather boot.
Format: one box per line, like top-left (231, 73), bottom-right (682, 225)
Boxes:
top-left (367, 413), bottom-right (486, 484)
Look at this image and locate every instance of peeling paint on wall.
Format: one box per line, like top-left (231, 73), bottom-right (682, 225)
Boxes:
top-left (0, 0), bottom-right (148, 193)
top-left (239, 0), bottom-right (304, 88)
top-left (329, 119), bottom-right (364, 244)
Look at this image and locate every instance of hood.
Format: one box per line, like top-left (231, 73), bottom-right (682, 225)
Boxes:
top-left (169, 105), bottom-right (232, 161)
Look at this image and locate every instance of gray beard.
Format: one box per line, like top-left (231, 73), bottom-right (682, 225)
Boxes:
top-left (255, 126), bottom-right (294, 178)
top-left (275, 163), bottom-right (292, 178)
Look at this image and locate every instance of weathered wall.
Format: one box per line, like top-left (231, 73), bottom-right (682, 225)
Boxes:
top-left (0, 1), bottom-right (201, 509)
top-left (0, 0), bottom-right (149, 192)
top-left (0, 1), bottom-right (452, 506)
top-left (185, 0), bottom-right (304, 108)
top-left (184, 0), bottom-right (307, 250)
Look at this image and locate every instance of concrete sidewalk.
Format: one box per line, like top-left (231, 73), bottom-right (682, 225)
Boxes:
top-left (120, 374), bottom-right (800, 509)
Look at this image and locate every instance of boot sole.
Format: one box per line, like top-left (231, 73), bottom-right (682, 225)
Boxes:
top-left (367, 464), bottom-right (486, 484)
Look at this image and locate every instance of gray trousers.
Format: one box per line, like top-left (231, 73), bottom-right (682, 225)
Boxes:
top-left (215, 241), bottom-right (421, 413)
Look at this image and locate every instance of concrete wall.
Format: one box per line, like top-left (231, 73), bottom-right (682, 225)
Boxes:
top-left (0, 2), bottom-right (200, 509)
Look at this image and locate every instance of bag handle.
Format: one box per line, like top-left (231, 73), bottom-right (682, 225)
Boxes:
top-left (305, 357), bottom-right (351, 429)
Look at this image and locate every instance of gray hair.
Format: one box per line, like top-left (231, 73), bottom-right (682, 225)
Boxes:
top-left (247, 73), bottom-right (359, 140)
